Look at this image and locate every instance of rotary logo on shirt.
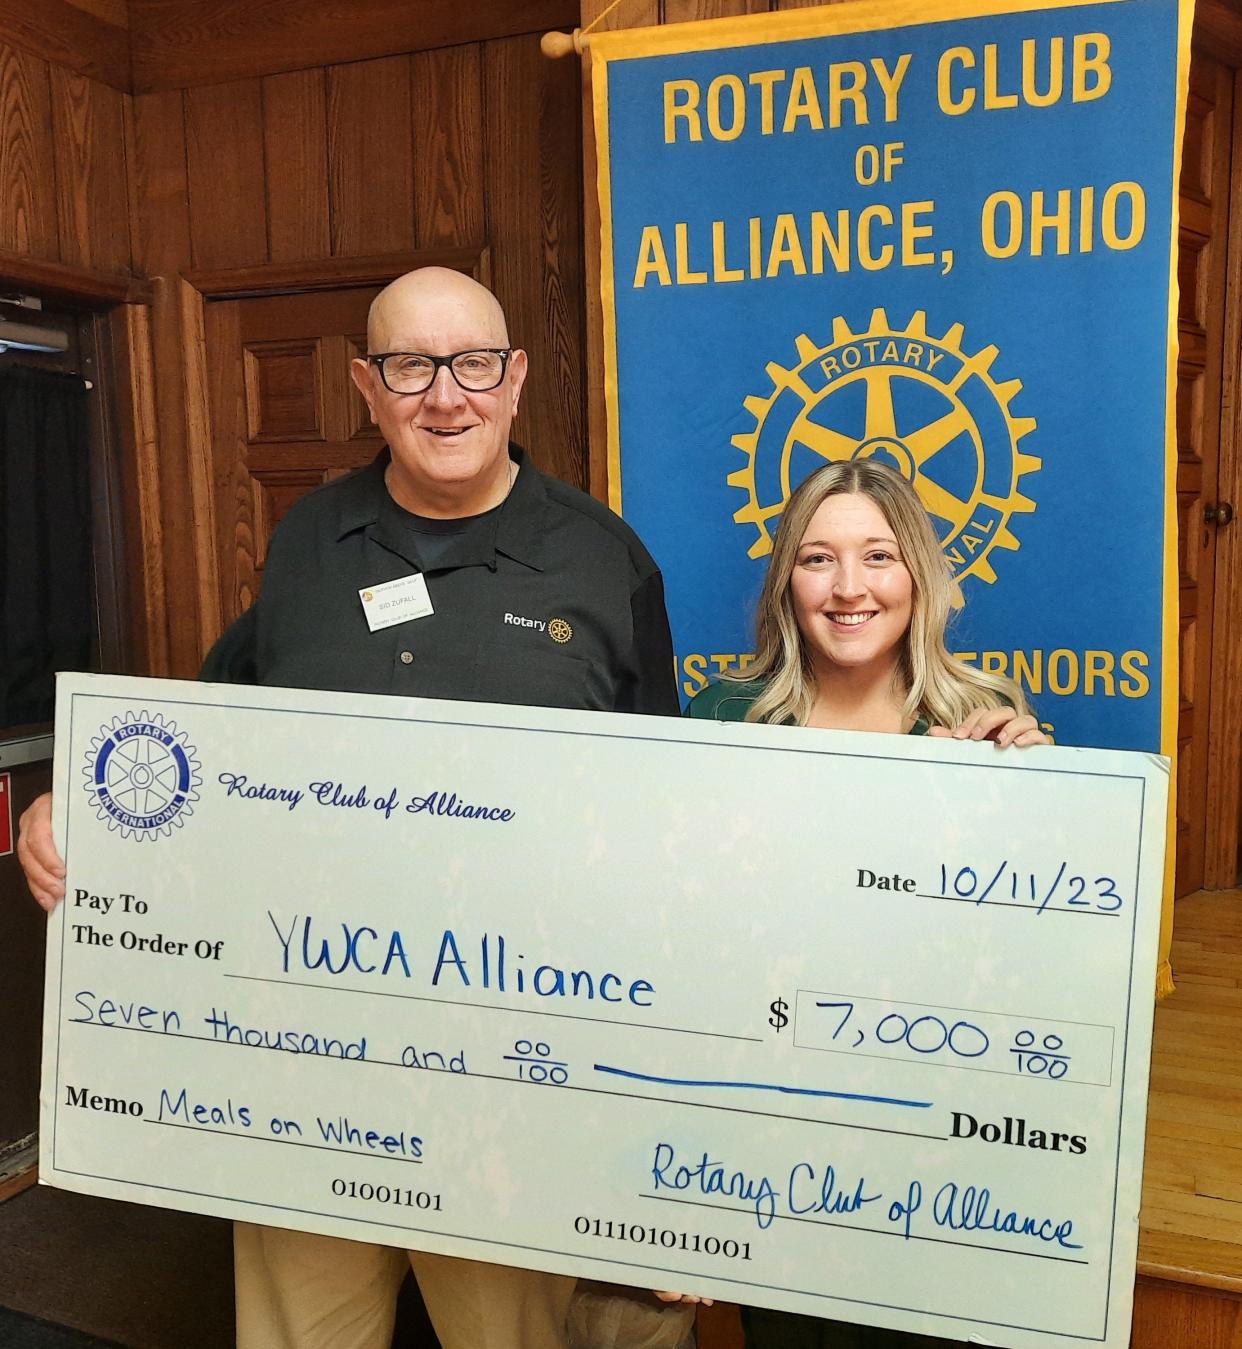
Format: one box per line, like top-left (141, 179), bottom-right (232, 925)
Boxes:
top-left (503, 612), bottom-right (573, 643)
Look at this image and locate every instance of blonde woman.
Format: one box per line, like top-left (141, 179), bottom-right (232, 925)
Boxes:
top-left (689, 459), bottom-right (1044, 743)
top-left (683, 459), bottom-right (1046, 1349)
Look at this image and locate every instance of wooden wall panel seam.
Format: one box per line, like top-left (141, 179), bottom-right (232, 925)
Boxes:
top-left (178, 86), bottom-right (190, 263)
top-left (409, 54), bottom-right (420, 252)
top-left (325, 55), bottom-right (416, 260)
top-left (478, 40), bottom-right (494, 255)
top-left (184, 83), bottom-right (202, 271)
top-left (258, 74), bottom-right (273, 266)
top-left (122, 302), bottom-right (172, 674)
top-left (178, 276), bottom-right (224, 656)
top-left (323, 65), bottom-right (340, 261)
top-left (1173, 57), bottom-right (1232, 894)
top-left (121, 80), bottom-right (139, 274)
top-left (48, 70), bottom-right (132, 273)
top-left (104, 75), bottom-right (135, 272)
top-left (410, 45), bottom-right (485, 251)
top-left (48, 65), bottom-right (79, 271)
top-left (183, 78), bottom-right (270, 271)
top-left (38, 54), bottom-right (63, 262)
top-left (1202, 65), bottom-right (1242, 889)
top-left (262, 67), bottom-right (331, 264)
top-left (0, 48), bottom-right (60, 260)
top-left (120, 81), bottom-right (135, 273)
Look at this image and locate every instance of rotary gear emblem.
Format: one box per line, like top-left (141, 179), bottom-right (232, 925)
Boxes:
top-left (82, 710), bottom-right (202, 840)
top-left (728, 310), bottom-right (1040, 584)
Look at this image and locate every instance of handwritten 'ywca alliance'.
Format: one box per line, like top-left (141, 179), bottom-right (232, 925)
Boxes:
top-left (268, 912), bottom-right (657, 1009)
top-left (217, 773), bottom-right (515, 823)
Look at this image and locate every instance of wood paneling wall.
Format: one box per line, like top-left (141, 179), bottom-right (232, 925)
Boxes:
top-left (0, 42), bottom-right (130, 272)
top-left (5, 0), bottom-right (580, 94)
top-left (1, 6), bottom-right (585, 680)
top-left (128, 0), bottom-right (577, 94)
top-left (127, 37), bottom-right (584, 674)
top-left (67, 0), bottom-right (128, 29)
top-left (0, 0), bottom-right (130, 90)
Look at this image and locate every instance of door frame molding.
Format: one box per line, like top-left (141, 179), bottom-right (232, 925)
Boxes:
top-left (169, 245), bottom-right (488, 665)
top-left (1203, 60), bottom-right (1242, 889)
top-left (0, 266), bottom-right (141, 684)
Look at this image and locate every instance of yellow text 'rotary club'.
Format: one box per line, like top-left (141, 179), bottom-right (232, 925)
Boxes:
top-left (660, 36), bottom-right (1112, 141)
top-left (634, 33), bottom-right (1146, 287)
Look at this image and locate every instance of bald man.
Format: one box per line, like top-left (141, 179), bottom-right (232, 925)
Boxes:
top-left (18, 268), bottom-right (680, 1348)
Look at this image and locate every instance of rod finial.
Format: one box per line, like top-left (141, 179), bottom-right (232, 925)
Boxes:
top-left (541, 28), bottom-right (586, 58)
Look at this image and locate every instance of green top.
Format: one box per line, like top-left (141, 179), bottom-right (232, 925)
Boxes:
top-left (686, 679), bottom-right (930, 735)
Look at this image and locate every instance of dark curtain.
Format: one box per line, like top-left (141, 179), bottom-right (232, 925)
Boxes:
top-left (0, 366), bottom-right (94, 729)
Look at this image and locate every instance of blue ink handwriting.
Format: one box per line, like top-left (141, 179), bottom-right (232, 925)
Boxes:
top-left (316, 1115), bottom-right (422, 1158)
top-left (932, 1180), bottom-right (1081, 1248)
top-left (652, 1142), bottom-right (778, 1229)
top-left (71, 990), bottom-right (181, 1033)
top-left (158, 1086), bottom-right (252, 1128)
top-left (203, 1006), bottom-right (367, 1059)
top-left (788, 1162), bottom-right (883, 1220)
top-left (432, 930), bottom-right (655, 1006)
top-left (937, 861), bottom-right (1125, 915)
top-left (595, 1064), bottom-right (931, 1109)
top-left (269, 911), bottom-right (413, 978)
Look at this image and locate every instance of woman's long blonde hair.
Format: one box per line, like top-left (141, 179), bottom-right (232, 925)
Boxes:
top-left (736, 460), bottom-right (1030, 728)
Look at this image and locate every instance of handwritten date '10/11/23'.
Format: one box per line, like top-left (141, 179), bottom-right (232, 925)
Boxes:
top-left (857, 862), bottom-right (1125, 915)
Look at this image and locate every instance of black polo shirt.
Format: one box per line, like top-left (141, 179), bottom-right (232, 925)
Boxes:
top-left (200, 446), bottom-right (678, 717)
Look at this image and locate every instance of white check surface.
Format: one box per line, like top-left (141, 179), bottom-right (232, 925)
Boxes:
top-left (41, 674), bottom-right (1168, 1347)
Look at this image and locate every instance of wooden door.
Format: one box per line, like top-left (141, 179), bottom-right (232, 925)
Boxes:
top-left (1174, 53), bottom-right (1235, 896)
top-left (204, 287), bottom-right (385, 628)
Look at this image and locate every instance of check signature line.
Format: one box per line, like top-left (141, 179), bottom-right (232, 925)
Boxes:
top-left (640, 1194), bottom-right (1090, 1265)
top-left (593, 1064), bottom-right (933, 1109)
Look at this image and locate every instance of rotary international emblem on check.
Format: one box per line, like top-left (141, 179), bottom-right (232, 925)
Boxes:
top-left (82, 709), bottom-right (201, 839)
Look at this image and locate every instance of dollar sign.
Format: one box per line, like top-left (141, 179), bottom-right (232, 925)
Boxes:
top-left (768, 997), bottom-right (789, 1032)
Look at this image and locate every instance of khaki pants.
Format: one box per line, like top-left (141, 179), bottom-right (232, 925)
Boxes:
top-left (235, 1223), bottom-right (575, 1349)
top-left (567, 1282), bottom-right (695, 1348)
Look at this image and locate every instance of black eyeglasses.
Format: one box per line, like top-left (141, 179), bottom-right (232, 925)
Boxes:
top-left (367, 349), bottom-right (512, 395)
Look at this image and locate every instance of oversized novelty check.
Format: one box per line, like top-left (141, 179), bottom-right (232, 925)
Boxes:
top-left (42, 674), bottom-right (1168, 1347)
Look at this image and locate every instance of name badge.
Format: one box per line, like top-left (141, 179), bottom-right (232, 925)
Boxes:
top-left (358, 574), bottom-right (434, 632)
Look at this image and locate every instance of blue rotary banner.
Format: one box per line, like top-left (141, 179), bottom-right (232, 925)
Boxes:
top-left (591, 0), bottom-right (1189, 758)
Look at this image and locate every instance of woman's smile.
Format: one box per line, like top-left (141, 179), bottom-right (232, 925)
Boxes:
top-left (791, 493), bottom-right (914, 677)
